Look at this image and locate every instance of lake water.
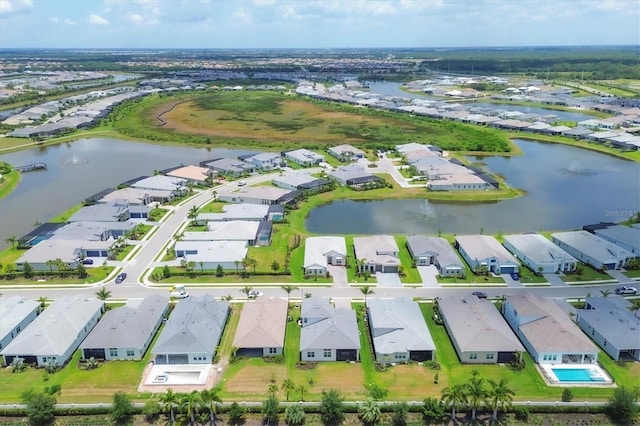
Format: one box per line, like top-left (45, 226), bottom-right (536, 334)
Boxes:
top-left (0, 138), bottom-right (251, 247)
top-left (306, 139), bottom-right (640, 235)
top-left (366, 81), bottom-right (595, 123)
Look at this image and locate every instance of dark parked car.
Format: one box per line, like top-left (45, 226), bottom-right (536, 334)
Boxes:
top-left (472, 291), bottom-right (488, 299)
top-left (510, 273), bottom-right (520, 281)
top-left (82, 258), bottom-right (94, 265)
top-left (115, 273), bottom-right (127, 284)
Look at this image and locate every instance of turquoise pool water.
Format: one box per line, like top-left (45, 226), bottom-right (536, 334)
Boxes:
top-left (551, 367), bottom-right (606, 382)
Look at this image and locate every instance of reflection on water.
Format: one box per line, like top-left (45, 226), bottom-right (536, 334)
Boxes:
top-left (563, 162), bottom-right (597, 176)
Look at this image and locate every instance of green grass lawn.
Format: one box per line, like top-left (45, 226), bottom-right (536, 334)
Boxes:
top-left (395, 235), bottom-right (422, 284)
top-left (623, 269), bottom-right (640, 278)
top-left (561, 263), bottom-right (614, 282)
top-left (0, 170), bottom-right (20, 200)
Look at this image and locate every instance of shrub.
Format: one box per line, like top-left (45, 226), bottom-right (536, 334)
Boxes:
top-left (561, 388), bottom-right (573, 402)
top-left (226, 402), bottom-right (245, 425)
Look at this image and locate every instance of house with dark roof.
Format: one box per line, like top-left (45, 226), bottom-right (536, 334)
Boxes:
top-left (1, 295), bottom-right (104, 367)
top-left (300, 298), bottom-right (360, 362)
top-left (503, 292), bottom-right (598, 365)
top-left (0, 297), bottom-right (40, 352)
top-left (367, 298), bottom-right (435, 363)
top-left (233, 297), bottom-right (288, 357)
top-left (80, 294), bottom-right (169, 361)
top-left (577, 296), bottom-right (640, 361)
top-left (151, 295), bottom-right (229, 364)
top-left (438, 296), bottom-right (524, 364)
top-left (406, 236), bottom-right (464, 276)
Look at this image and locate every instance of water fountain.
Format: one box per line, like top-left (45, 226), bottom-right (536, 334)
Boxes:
top-left (64, 153), bottom-right (88, 165)
top-left (417, 199), bottom-right (437, 220)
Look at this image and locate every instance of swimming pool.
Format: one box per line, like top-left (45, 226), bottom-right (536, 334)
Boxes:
top-left (551, 367), bottom-right (606, 382)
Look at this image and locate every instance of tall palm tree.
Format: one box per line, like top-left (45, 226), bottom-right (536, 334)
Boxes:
top-left (234, 260), bottom-right (241, 275)
top-left (187, 205), bottom-right (199, 225)
top-left (356, 258), bottom-right (367, 275)
top-left (95, 287), bottom-right (111, 301)
top-left (281, 378), bottom-right (295, 402)
top-left (487, 378), bottom-right (515, 421)
top-left (466, 372), bottom-right (486, 420)
top-left (160, 389), bottom-right (179, 424)
top-left (296, 384), bottom-right (308, 402)
top-left (360, 286), bottom-right (374, 306)
top-left (45, 259), bottom-right (56, 274)
top-left (281, 285), bottom-right (298, 304)
top-left (200, 388), bottom-right (221, 426)
top-left (5, 236), bottom-right (18, 249)
top-left (182, 390), bottom-right (202, 426)
top-left (441, 383), bottom-right (468, 420)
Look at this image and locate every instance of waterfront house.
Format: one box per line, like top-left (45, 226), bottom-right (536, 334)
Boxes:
top-left (551, 231), bottom-right (632, 270)
top-left (68, 202), bottom-right (130, 222)
top-left (454, 235), bottom-right (519, 274)
top-left (218, 186), bottom-right (294, 206)
top-left (503, 292), bottom-right (598, 365)
top-left (353, 235), bottom-right (400, 273)
top-left (16, 239), bottom-right (112, 271)
top-left (367, 298), bottom-right (435, 363)
top-left (328, 164), bottom-right (384, 188)
top-left (303, 236), bottom-right (347, 276)
top-left (577, 296), bottom-right (640, 361)
top-left (273, 171), bottom-right (331, 192)
top-left (590, 224), bottom-right (640, 256)
top-left (183, 220), bottom-right (266, 246)
top-left (245, 152), bottom-right (282, 170)
top-left (1, 295), bottom-right (104, 367)
top-left (233, 297), bottom-right (288, 357)
top-left (284, 149), bottom-right (325, 167)
top-left (195, 204), bottom-right (273, 224)
top-left (503, 234), bottom-right (578, 274)
top-left (438, 295), bottom-right (524, 364)
top-left (98, 188), bottom-right (151, 206)
top-left (80, 294), bottom-right (169, 360)
top-left (167, 165), bottom-right (211, 184)
top-left (151, 295), bottom-right (229, 365)
top-left (406, 235), bottom-right (464, 276)
top-left (173, 240), bottom-right (248, 270)
top-left (328, 144), bottom-right (365, 162)
top-left (0, 297), bottom-right (40, 352)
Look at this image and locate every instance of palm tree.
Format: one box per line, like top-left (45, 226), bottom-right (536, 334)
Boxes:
top-left (466, 372), bottom-right (486, 420)
top-left (5, 236), bottom-right (17, 249)
top-left (182, 390), bottom-right (202, 426)
top-left (160, 389), bottom-right (179, 424)
top-left (200, 388), bottom-right (221, 426)
top-left (628, 299), bottom-right (640, 317)
top-left (356, 258), bottom-right (367, 275)
top-left (360, 286), bottom-right (375, 306)
top-left (234, 260), bottom-right (241, 275)
top-left (281, 285), bottom-right (298, 304)
top-left (245, 257), bottom-right (258, 274)
top-left (187, 205), bottom-right (199, 225)
top-left (441, 383), bottom-right (468, 420)
top-left (297, 384), bottom-right (308, 402)
top-left (45, 259), bottom-right (56, 274)
top-left (600, 289), bottom-right (612, 298)
top-left (282, 378), bottom-right (295, 402)
top-left (487, 378), bottom-right (515, 421)
top-left (241, 286), bottom-right (253, 298)
top-left (359, 398), bottom-right (382, 426)
top-left (37, 296), bottom-right (49, 313)
top-left (95, 287), bottom-right (111, 301)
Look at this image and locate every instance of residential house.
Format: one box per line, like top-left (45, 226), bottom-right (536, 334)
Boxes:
top-left (428, 173), bottom-right (494, 191)
top-left (183, 220), bottom-right (265, 246)
top-left (50, 221), bottom-right (135, 242)
top-left (328, 144), bottom-right (365, 162)
top-left (591, 225), bottom-right (640, 256)
top-left (167, 165), bottom-right (212, 184)
top-left (577, 296), bottom-right (640, 361)
top-left (455, 235), bottom-right (520, 274)
top-left (303, 236), bottom-right (347, 276)
top-left (233, 297), bottom-right (288, 357)
top-left (328, 164), bottom-right (383, 188)
top-left (245, 152), bottom-right (282, 170)
top-left (284, 149), bottom-right (325, 167)
top-left (204, 158), bottom-right (254, 176)
top-left (151, 295), bottom-right (229, 364)
top-left (273, 172), bottom-right (330, 192)
top-left (173, 240), bottom-right (248, 270)
top-left (217, 186), bottom-right (294, 205)
top-left (1, 295), bottom-right (104, 367)
top-left (131, 175), bottom-right (187, 193)
top-left (503, 292), bottom-right (598, 364)
top-left (300, 298), bottom-right (360, 362)
top-left (0, 297), bottom-right (40, 352)
top-left (68, 202), bottom-right (130, 222)
top-left (98, 188), bottom-right (151, 206)
top-left (406, 236), bottom-right (464, 276)
top-left (438, 296), bottom-right (524, 364)
top-left (551, 231), bottom-right (632, 270)
top-left (80, 294), bottom-right (169, 360)
top-left (503, 234), bottom-right (578, 274)
top-left (367, 298), bottom-right (435, 363)
top-left (16, 239), bottom-right (112, 271)
top-left (353, 235), bottom-right (400, 273)
top-left (195, 204), bottom-right (273, 224)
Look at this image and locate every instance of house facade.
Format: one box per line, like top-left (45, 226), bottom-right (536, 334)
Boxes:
top-left (80, 294), bottom-right (169, 361)
top-left (0, 297), bottom-right (40, 352)
top-left (233, 297), bottom-right (288, 357)
top-left (455, 235), bottom-right (519, 274)
top-left (174, 240), bottom-right (248, 270)
top-left (353, 235), bottom-right (400, 273)
top-left (218, 187), bottom-right (294, 206)
top-left (592, 225), bottom-right (640, 256)
top-left (406, 236), bottom-right (464, 276)
top-left (284, 149), bottom-right (325, 167)
top-left (551, 231), bottom-right (632, 270)
top-left (328, 144), bottom-right (365, 162)
top-left (503, 234), bottom-right (578, 274)
top-left (303, 236), bottom-right (347, 276)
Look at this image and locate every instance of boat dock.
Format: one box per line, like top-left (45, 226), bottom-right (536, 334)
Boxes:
top-left (15, 162), bottom-right (47, 172)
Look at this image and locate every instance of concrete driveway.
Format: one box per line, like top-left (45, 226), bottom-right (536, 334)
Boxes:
top-left (605, 269), bottom-right (626, 282)
top-left (544, 273), bottom-right (567, 287)
top-left (417, 265), bottom-right (439, 287)
top-left (328, 265), bottom-right (348, 288)
top-left (376, 272), bottom-right (402, 287)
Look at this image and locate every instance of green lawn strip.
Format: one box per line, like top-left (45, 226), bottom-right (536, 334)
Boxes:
top-left (0, 265), bottom-right (113, 286)
top-left (218, 303), bottom-right (242, 358)
top-left (517, 265), bottom-right (549, 284)
top-left (0, 170), bottom-right (20, 200)
top-left (395, 235), bottom-right (422, 284)
top-left (47, 203), bottom-right (84, 223)
top-left (352, 302), bottom-right (377, 386)
top-left (623, 269), bottom-right (640, 278)
top-left (114, 245), bottom-right (135, 261)
top-left (199, 200), bottom-right (225, 213)
top-left (561, 263), bottom-right (614, 282)
top-left (0, 246), bottom-right (26, 266)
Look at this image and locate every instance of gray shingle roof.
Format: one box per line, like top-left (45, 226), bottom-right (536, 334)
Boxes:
top-left (300, 307), bottom-right (360, 351)
top-left (367, 298), bottom-right (435, 353)
top-left (579, 297), bottom-right (640, 350)
top-left (0, 296), bottom-right (40, 343)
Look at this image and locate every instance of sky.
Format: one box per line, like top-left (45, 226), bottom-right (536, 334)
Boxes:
top-left (0, 0), bottom-right (638, 49)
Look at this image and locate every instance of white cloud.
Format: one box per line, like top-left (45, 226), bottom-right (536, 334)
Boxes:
top-left (126, 12), bottom-right (159, 25)
top-left (88, 14), bottom-right (109, 25)
top-left (49, 16), bottom-right (59, 22)
top-left (0, 0), bottom-right (33, 16)
top-left (230, 8), bottom-right (253, 26)
top-left (253, 0), bottom-right (277, 6)
top-left (64, 18), bottom-right (77, 26)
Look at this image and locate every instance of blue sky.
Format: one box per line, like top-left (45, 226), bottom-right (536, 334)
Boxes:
top-left (0, 0), bottom-right (638, 49)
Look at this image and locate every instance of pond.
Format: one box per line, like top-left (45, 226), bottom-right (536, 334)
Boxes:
top-left (305, 139), bottom-right (640, 235)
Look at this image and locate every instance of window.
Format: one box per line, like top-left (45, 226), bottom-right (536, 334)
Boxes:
top-left (307, 352), bottom-right (315, 358)
top-left (269, 348), bottom-right (277, 354)
top-left (552, 355), bottom-right (557, 361)
top-left (543, 354), bottom-right (548, 361)
top-left (126, 350), bottom-right (135, 357)
top-left (109, 348), bottom-right (118, 357)
top-left (396, 353), bottom-right (407, 360)
top-left (470, 353), bottom-right (478, 360)
top-left (486, 353), bottom-right (494, 360)
top-left (324, 349), bottom-right (331, 358)
top-left (16, 326), bottom-right (20, 333)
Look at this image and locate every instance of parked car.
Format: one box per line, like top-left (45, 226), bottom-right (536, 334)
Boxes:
top-left (82, 258), bottom-right (94, 265)
top-left (247, 290), bottom-right (263, 299)
top-left (510, 272), bottom-right (520, 281)
top-left (615, 286), bottom-right (638, 295)
top-left (115, 273), bottom-right (127, 284)
top-left (170, 290), bottom-right (189, 299)
top-left (237, 180), bottom-right (246, 186)
top-left (472, 291), bottom-right (488, 299)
